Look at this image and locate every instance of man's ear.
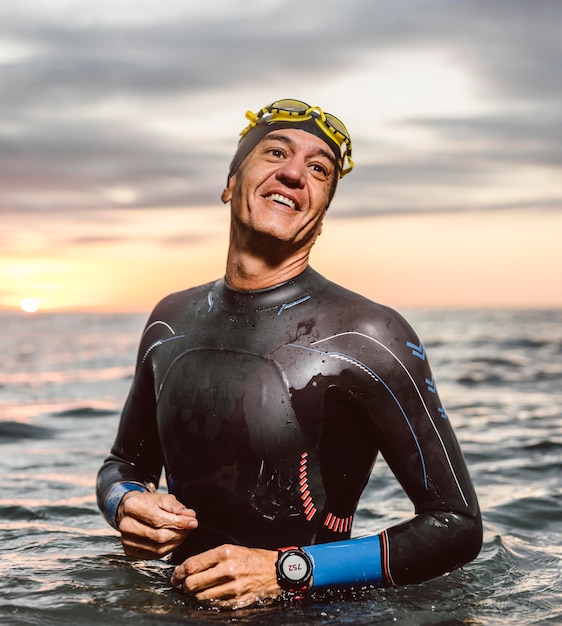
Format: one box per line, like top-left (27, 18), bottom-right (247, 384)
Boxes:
top-left (221, 174), bottom-right (236, 204)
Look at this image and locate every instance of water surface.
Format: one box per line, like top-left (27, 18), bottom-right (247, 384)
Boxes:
top-left (1, 309), bottom-right (560, 625)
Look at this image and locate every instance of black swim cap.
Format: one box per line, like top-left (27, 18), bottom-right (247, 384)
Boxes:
top-left (227, 117), bottom-right (343, 183)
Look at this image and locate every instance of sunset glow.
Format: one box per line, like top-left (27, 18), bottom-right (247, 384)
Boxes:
top-left (20, 298), bottom-right (39, 313)
top-left (2, 207), bottom-right (561, 313)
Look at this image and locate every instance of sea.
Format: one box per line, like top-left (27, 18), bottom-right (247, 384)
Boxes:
top-left (0, 308), bottom-right (560, 625)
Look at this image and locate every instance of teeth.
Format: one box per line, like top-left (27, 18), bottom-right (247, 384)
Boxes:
top-left (266, 193), bottom-right (296, 210)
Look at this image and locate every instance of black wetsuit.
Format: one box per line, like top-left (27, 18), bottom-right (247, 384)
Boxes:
top-left (97, 267), bottom-right (482, 586)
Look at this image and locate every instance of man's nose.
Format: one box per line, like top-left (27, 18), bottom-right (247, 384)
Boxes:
top-left (276, 156), bottom-right (306, 188)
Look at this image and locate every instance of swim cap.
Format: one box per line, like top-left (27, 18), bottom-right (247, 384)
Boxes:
top-left (227, 99), bottom-right (354, 184)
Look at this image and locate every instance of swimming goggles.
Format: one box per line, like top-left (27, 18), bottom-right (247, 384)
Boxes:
top-left (240, 99), bottom-right (354, 177)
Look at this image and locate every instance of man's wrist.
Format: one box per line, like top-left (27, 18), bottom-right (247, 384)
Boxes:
top-left (103, 482), bottom-right (148, 530)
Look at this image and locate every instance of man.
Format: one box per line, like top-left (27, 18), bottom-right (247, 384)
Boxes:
top-left (96, 99), bottom-right (482, 609)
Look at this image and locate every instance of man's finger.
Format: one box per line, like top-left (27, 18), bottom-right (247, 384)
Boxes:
top-left (170, 544), bottom-right (239, 590)
top-left (157, 495), bottom-right (197, 518)
top-left (122, 494), bottom-right (198, 529)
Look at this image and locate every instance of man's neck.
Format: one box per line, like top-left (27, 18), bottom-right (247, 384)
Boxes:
top-left (225, 248), bottom-right (310, 291)
top-left (224, 215), bottom-right (321, 290)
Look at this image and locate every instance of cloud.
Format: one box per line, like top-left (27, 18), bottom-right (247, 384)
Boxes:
top-left (62, 235), bottom-right (127, 246)
top-left (59, 231), bottom-right (210, 248)
top-left (0, 116), bottom-right (227, 212)
top-left (1, 0), bottom-right (561, 223)
top-left (413, 111), bottom-right (562, 168)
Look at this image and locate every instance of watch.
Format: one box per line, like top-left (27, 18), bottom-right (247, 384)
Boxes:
top-left (276, 546), bottom-right (313, 593)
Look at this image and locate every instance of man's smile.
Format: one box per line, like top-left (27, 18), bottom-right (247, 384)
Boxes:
top-left (265, 193), bottom-right (298, 211)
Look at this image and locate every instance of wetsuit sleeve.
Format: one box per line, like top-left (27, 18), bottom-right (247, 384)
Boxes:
top-left (302, 313), bottom-right (482, 588)
top-left (96, 317), bottom-right (164, 530)
top-left (372, 324), bottom-right (482, 585)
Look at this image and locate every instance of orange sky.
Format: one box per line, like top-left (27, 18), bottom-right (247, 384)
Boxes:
top-left (2, 206), bottom-right (560, 313)
top-left (1, 3), bottom-right (561, 313)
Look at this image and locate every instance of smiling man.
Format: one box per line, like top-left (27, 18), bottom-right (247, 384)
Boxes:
top-left (96, 99), bottom-right (482, 609)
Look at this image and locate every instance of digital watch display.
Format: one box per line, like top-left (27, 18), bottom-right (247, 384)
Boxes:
top-left (276, 546), bottom-right (313, 592)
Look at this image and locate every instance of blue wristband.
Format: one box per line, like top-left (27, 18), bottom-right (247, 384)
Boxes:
top-left (304, 535), bottom-right (383, 589)
top-left (103, 482), bottom-right (148, 530)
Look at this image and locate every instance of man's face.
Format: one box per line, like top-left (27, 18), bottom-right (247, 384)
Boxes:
top-left (222, 128), bottom-right (337, 248)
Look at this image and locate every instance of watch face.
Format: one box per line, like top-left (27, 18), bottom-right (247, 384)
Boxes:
top-left (280, 551), bottom-right (311, 583)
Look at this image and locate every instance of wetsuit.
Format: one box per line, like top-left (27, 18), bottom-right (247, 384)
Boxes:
top-left (97, 267), bottom-right (482, 587)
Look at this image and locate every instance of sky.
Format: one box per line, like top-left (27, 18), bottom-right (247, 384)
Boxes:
top-left (1, 0), bottom-right (561, 313)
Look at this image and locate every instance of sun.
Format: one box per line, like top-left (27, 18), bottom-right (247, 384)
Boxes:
top-left (20, 298), bottom-right (39, 313)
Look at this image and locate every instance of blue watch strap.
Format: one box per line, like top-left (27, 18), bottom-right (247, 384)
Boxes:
top-left (304, 535), bottom-right (384, 589)
top-left (103, 482), bottom-right (148, 530)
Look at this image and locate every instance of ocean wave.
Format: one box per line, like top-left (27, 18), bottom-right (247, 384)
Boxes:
top-left (454, 365), bottom-right (560, 386)
top-left (481, 337), bottom-right (558, 350)
top-left (0, 504), bottom-right (44, 522)
top-left (0, 365), bottom-right (133, 387)
top-left (456, 371), bottom-right (509, 385)
top-left (523, 439), bottom-right (562, 453)
top-left (465, 356), bottom-right (525, 369)
top-left (48, 406), bottom-right (118, 418)
top-left (0, 421), bottom-right (53, 441)
top-left (531, 368), bottom-right (562, 383)
top-left (487, 492), bottom-right (561, 533)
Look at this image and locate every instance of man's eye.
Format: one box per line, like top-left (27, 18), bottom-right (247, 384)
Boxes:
top-left (310, 163), bottom-right (328, 176)
top-left (269, 148), bottom-right (284, 158)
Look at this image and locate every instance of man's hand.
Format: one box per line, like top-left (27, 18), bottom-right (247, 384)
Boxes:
top-left (170, 544), bottom-right (281, 609)
top-left (117, 491), bottom-right (197, 560)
